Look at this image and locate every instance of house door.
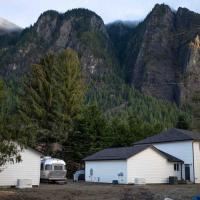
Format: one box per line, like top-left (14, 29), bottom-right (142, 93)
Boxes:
top-left (185, 164), bottom-right (190, 181)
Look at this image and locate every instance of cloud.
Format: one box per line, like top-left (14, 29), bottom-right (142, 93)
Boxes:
top-left (0, 0), bottom-right (200, 28)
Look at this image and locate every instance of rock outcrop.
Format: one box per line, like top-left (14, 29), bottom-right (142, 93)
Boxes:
top-left (180, 35), bottom-right (200, 130)
top-left (108, 4), bottom-right (200, 105)
top-left (130, 4), bottom-right (178, 102)
top-left (0, 9), bottom-right (118, 80)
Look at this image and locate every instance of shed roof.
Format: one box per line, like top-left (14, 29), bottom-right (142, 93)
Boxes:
top-left (83, 145), bottom-right (183, 163)
top-left (134, 128), bottom-right (200, 145)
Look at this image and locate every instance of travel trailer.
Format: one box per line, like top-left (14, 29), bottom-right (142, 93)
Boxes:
top-left (40, 157), bottom-right (67, 182)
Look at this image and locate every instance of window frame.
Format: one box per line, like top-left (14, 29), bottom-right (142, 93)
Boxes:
top-left (174, 163), bottom-right (177, 171)
top-left (45, 164), bottom-right (52, 171)
top-left (174, 163), bottom-right (180, 171)
top-left (53, 165), bottom-right (63, 171)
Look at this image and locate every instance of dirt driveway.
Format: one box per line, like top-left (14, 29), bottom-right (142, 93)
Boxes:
top-left (0, 181), bottom-right (200, 200)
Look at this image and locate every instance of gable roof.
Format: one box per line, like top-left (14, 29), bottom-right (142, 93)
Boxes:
top-left (84, 145), bottom-right (149, 161)
top-left (134, 128), bottom-right (200, 145)
top-left (83, 145), bottom-right (183, 163)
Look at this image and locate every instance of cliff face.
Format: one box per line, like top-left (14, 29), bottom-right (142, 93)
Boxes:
top-left (0, 9), bottom-right (118, 80)
top-left (130, 4), bottom-right (178, 102)
top-left (181, 35), bottom-right (200, 103)
top-left (108, 4), bottom-right (200, 105)
top-left (180, 35), bottom-right (200, 130)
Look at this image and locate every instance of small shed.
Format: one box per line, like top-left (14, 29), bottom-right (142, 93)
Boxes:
top-left (84, 145), bottom-right (183, 184)
top-left (0, 147), bottom-right (41, 187)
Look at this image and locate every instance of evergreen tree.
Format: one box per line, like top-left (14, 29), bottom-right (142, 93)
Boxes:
top-left (0, 79), bottom-right (24, 167)
top-left (18, 50), bottom-right (84, 153)
top-left (176, 115), bottom-right (190, 130)
top-left (65, 104), bottom-right (107, 161)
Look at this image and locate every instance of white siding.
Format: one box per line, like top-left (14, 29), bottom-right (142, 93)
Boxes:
top-left (193, 142), bottom-right (200, 183)
top-left (0, 148), bottom-right (41, 186)
top-left (127, 148), bottom-right (179, 184)
top-left (154, 141), bottom-right (194, 182)
top-left (85, 160), bottom-right (127, 184)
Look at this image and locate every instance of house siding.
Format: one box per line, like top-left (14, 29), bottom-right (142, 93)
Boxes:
top-left (193, 141), bottom-right (200, 183)
top-left (0, 148), bottom-right (41, 186)
top-left (154, 141), bottom-right (194, 182)
top-left (85, 160), bottom-right (127, 184)
top-left (127, 148), bottom-right (179, 184)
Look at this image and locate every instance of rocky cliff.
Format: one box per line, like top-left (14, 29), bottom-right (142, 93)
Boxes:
top-left (127, 4), bottom-right (178, 102)
top-left (107, 4), bottom-right (200, 107)
top-left (0, 9), bottom-right (118, 80)
top-left (180, 35), bottom-right (200, 130)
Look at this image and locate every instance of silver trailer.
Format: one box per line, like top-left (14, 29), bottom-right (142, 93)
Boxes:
top-left (40, 157), bottom-right (67, 182)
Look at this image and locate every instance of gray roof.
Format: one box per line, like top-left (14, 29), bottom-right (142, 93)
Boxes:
top-left (84, 145), bottom-right (183, 163)
top-left (84, 145), bottom-right (149, 161)
top-left (134, 128), bottom-right (200, 145)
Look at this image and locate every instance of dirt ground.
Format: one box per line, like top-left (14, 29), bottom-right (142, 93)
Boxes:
top-left (0, 181), bottom-right (200, 200)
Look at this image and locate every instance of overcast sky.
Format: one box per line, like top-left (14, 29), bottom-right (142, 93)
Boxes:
top-left (1, 0), bottom-right (200, 28)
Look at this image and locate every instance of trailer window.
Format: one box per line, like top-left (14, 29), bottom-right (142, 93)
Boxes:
top-left (45, 164), bottom-right (52, 170)
top-left (54, 165), bottom-right (63, 170)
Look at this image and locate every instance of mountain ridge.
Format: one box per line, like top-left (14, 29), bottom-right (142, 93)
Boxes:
top-left (0, 4), bottom-right (199, 130)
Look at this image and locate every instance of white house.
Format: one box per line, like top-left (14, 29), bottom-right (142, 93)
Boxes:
top-left (84, 128), bottom-right (200, 184)
top-left (84, 144), bottom-right (183, 184)
top-left (0, 147), bottom-right (41, 187)
top-left (134, 128), bottom-right (200, 183)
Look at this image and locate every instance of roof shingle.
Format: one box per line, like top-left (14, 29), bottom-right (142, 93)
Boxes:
top-left (83, 145), bottom-right (150, 161)
top-left (83, 144), bottom-right (183, 163)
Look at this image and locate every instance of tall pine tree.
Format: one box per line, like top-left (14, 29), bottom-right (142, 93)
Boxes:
top-left (18, 49), bottom-right (84, 153)
top-left (0, 79), bottom-right (24, 167)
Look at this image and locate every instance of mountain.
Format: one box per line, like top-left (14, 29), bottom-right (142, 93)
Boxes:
top-left (0, 9), bottom-right (118, 80)
top-left (0, 17), bottom-right (21, 35)
top-left (107, 4), bottom-right (200, 130)
top-left (108, 4), bottom-right (200, 104)
top-left (0, 5), bottom-right (199, 129)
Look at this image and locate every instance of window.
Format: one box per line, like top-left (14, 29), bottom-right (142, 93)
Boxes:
top-left (45, 164), bottom-right (52, 170)
top-left (54, 165), bottom-right (63, 171)
top-left (174, 163), bottom-right (179, 171)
